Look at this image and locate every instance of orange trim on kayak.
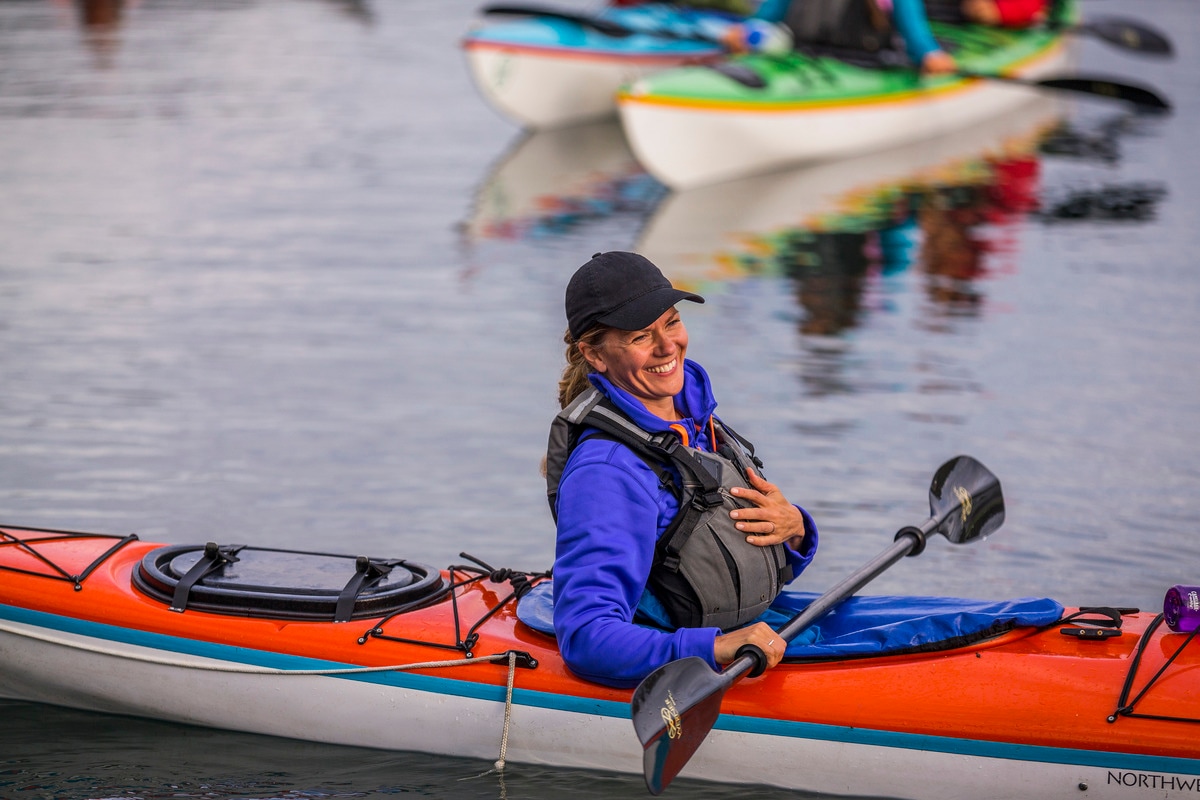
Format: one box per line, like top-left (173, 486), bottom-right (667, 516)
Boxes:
top-left (620, 78), bottom-right (973, 113)
top-left (618, 38), bottom-right (1065, 113)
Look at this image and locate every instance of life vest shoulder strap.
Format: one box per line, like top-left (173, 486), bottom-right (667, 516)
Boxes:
top-left (545, 389), bottom-right (732, 546)
top-left (566, 401), bottom-right (751, 574)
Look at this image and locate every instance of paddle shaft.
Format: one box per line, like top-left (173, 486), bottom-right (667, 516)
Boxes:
top-left (726, 525), bottom-right (924, 682)
top-left (704, 59), bottom-right (1171, 110)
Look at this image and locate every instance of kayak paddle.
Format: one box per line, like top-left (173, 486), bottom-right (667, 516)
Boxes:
top-left (705, 60), bottom-right (1172, 111)
top-left (481, 3), bottom-right (637, 39)
top-left (1065, 17), bottom-right (1173, 57)
top-left (955, 71), bottom-right (1172, 111)
top-left (631, 454), bottom-right (1005, 795)
top-left (481, 3), bottom-right (724, 46)
top-left (481, 5), bottom-right (1171, 60)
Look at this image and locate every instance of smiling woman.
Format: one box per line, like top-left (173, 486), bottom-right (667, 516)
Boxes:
top-left (542, 251), bottom-right (820, 688)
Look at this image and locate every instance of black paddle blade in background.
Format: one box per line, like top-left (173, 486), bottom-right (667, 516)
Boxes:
top-left (481, 4), bottom-right (635, 38)
top-left (632, 656), bottom-right (728, 794)
top-left (1081, 17), bottom-right (1173, 57)
top-left (928, 455), bottom-right (1005, 544)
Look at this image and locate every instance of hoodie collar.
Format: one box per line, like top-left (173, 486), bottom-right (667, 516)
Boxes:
top-left (588, 358), bottom-right (719, 437)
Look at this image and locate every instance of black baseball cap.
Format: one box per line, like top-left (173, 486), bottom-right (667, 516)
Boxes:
top-left (565, 252), bottom-right (704, 340)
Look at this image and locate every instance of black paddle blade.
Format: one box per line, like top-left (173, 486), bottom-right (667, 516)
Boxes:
top-left (1080, 17), bottom-right (1173, 57)
top-left (481, 3), bottom-right (634, 38)
top-left (1037, 77), bottom-right (1171, 112)
top-left (928, 455), bottom-right (1004, 544)
top-left (632, 656), bottom-right (730, 794)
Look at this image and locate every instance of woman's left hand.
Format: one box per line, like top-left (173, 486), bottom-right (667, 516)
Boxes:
top-left (729, 469), bottom-right (808, 550)
top-left (920, 49), bottom-right (958, 75)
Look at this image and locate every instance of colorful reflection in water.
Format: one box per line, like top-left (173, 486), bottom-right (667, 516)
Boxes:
top-left (465, 102), bottom-right (1167, 339)
top-left (464, 121), bottom-right (667, 244)
top-left (781, 142), bottom-right (1043, 332)
top-left (464, 101), bottom-right (1166, 343)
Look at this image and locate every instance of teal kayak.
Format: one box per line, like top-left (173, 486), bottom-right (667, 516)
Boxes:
top-left (462, 3), bottom-right (789, 128)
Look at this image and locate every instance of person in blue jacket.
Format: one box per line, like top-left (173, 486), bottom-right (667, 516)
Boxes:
top-left (546, 251), bottom-right (819, 688)
top-left (757, 0), bottom-right (958, 74)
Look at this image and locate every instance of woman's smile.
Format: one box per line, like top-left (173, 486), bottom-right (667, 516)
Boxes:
top-left (646, 358), bottom-right (678, 375)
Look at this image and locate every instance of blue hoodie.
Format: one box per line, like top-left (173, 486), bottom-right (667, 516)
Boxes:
top-left (551, 359), bottom-right (819, 688)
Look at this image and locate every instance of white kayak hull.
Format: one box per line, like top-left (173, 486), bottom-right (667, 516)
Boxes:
top-left (1, 609), bottom-right (1195, 799)
top-left (618, 40), bottom-right (1075, 189)
top-left (464, 44), bottom-right (698, 129)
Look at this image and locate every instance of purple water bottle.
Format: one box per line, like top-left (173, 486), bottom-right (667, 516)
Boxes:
top-left (1163, 585), bottom-right (1200, 633)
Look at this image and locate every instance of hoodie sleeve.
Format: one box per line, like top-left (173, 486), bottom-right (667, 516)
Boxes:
top-left (890, 0), bottom-right (942, 66)
top-left (552, 439), bottom-right (720, 688)
top-left (785, 504), bottom-right (819, 577)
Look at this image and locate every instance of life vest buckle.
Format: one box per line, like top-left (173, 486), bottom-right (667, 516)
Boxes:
top-left (647, 431), bottom-right (680, 454)
top-left (693, 489), bottom-right (725, 509)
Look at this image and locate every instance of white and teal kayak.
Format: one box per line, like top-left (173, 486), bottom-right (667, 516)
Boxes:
top-left (462, 3), bottom-right (787, 128)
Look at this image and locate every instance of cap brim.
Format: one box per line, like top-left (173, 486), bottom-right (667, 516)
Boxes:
top-left (596, 286), bottom-right (704, 332)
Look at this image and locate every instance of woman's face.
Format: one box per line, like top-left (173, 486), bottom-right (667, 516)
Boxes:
top-left (581, 307), bottom-right (688, 417)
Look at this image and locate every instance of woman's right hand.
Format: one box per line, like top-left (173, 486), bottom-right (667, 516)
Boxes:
top-left (714, 622), bottom-right (784, 670)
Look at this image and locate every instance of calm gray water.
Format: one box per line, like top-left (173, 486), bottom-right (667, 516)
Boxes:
top-left (1, 0), bottom-right (1198, 797)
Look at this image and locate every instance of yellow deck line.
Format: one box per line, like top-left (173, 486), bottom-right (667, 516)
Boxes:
top-left (619, 37), bottom-right (1065, 114)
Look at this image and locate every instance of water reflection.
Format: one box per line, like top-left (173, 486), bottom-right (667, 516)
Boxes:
top-left (1037, 111), bottom-right (1168, 222)
top-left (630, 98), bottom-right (1058, 405)
top-left (640, 105), bottom-right (1160, 326)
top-left (71, 0), bottom-right (126, 69)
top-left (0, 698), bottom-right (827, 800)
top-left (638, 98), bottom-right (1063, 314)
top-left (1040, 181), bottom-right (1167, 222)
top-left (65, 0), bottom-right (375, 72)
top-left (457, 96), bottom-right (1168, 408)
top-left (324, 0), bottom-right (375, 26)
top-left (462, 120), bottom-right (666, 246)
top-left (915, 153), bottom-right (1040, 319)
top-left (1040, 111), bottom-right (1156, 165)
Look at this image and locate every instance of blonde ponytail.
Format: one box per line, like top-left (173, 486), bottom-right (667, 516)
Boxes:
top-left (542, 326), bottom-right (611, 478)
top-left (556, 326), bottom-right (610, 408)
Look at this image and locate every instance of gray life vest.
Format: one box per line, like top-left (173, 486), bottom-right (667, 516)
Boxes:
top-left (545, 387), bottom-right (793, 631)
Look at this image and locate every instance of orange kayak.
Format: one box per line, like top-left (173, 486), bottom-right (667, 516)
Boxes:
top-left (1, 523), bottom-right (1197, 798)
